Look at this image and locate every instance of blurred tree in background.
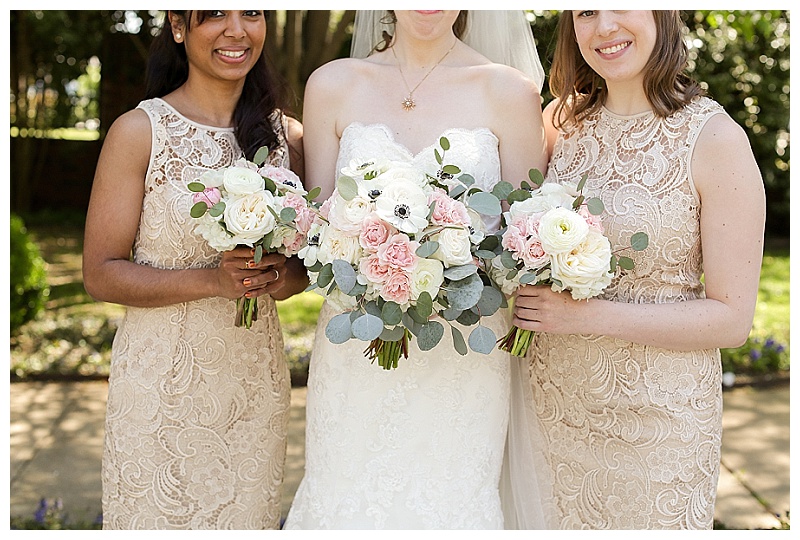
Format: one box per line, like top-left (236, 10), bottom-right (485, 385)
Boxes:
top-left (9, 10), bottom-right (789, 237)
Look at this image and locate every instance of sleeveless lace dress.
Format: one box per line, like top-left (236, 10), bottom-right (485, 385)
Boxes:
top-left (101, 98), bottom-right (292, 529)
top-left (284, 123), bottom-right (514, 529)
top-left (528, 97), bottom-right (726, 529)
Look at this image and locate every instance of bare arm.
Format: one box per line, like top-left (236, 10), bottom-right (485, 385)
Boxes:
top-left (513, 113), bottom-right (765, 350)
top-left (490, 69), bottom-right (547, 187)
top-left (301, 62), bottom-right (349, 202)
top-left (82, 109), bottom-right (282, 307)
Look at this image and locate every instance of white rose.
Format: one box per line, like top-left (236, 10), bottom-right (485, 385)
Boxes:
top-left (378, 164), bottom-right (429, 190)
top-left (410, 258), bottom-right (444, 301)
top-left (430, 227), bottom-right (474, 267)
top-left (319, 287), bottom-right (358, 312)
top-left (329, 193), bottom-right (374, 233)
top-left (538, 206), bottom-right (589, 254)
top-left (223, 166), bottom-right (265, 195)
top-left (317, 226), bottom-right (362, 266)
top-left (198, 168), bottom-right (225, 189)
top-left (374, 178), bottom-right (429, 234)
top-left (194, 215), bottom-right (237, 252)
top-left (550, 228), bottom-right (613, 300)
top-left (223, 191), bottom-right (277, 245)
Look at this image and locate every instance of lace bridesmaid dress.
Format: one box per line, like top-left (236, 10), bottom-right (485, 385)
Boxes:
top-left (101, 98), bottom-right (291, 529)
top-left (284, 123), bottom-right (513, 529)
top-left (529, 97), bottom-right (727, 529)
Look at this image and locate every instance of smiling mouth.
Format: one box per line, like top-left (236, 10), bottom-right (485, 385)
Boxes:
top-left (598, 41), bottom-right (631, 55)
top-left (216, 49), bottom-right (246, 58)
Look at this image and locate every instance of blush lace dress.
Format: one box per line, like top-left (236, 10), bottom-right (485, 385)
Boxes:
top-left (101, 98), bottom-right (291, 529)
top-left (528, 97), bottom-right (727, 529)
top-left (285, 123), bottom-right (532, 529)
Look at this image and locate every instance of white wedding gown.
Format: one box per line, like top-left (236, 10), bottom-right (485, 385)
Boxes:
top-left (285, 123), bottom-right (517, 529)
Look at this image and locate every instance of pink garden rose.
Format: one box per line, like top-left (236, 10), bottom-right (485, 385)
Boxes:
top-left (377, 234), bottom-right (419, 270)
top-left (429, 189), bottom-right (471, 226)
top-left (578, 205), bottom-right (604, 232)
top-left (521, 235), bottom-right (549, 269)
top-left (360, 253), bottom-right (392, 284)
top-left (380, 269), bottom-right (412, 305)
top-left (502, 221), bottom-right (528, 257)
top-left (359, 213), bottom-right (395, 251)
top-left (283, 193), bottom-right (314, 235)
top-left (192, 187), bottom-right (222, 208)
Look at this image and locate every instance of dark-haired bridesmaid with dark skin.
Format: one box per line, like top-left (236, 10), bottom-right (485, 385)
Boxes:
top-left (83, 10), bottom-right (305, 529)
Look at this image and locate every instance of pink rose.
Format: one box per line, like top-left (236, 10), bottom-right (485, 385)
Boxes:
top-left (359, 213), bottom-right (395, 252)
top-left (502, 223), bottom-right (527, 257)
top-left (192, 187), bottom-right (222, 208)
top-left (360, 253), bottom-right (392, 284)
top-left (380, 269), bottom-right (412, 305)
top-left (520, 235), bottom-right (549, 269)
top-left (578, 206), bottom-right (604, 233)
top-left (283, 193), bottom-right (314, 234)
top-left (429, 190), bottom-right (471, 226)
top-left (282, 231), bottom-right (305, 255)
top-left (377, 234), bottom-right (419, 270)
top-left (319, 198), bottom-right (332, 220)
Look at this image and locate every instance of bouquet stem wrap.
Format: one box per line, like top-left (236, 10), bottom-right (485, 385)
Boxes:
top-left (497, 326), bottom-right (534, 357)
top-left (364, 329), bottom-right (412, 370)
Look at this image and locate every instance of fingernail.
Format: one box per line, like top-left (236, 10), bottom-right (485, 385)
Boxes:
top-left (247, 261), bottom-right (254, 268)
top-left (243, 278), bottom-right (251, 286)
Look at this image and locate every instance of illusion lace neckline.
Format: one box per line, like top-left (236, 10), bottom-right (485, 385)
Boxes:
top-left (152, 97), bottom-right (235, 132)
top-left (341, 122), bottom-right (498, 159)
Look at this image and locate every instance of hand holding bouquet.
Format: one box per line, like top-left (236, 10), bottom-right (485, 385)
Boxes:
top-left (189, 146), bottom-right (318, 328)
top-left (492, 171), bottom-right (649, 356)
top-left (301, 137), bottom-right (507, 369)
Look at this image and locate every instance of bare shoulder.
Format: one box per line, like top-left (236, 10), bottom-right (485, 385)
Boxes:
top-left (106, 107), bottom-right (151, 142)
top-left (306, 57), bottom-right (373, 94)
top-left (692, 108), bottom-right (761, 192)
top-left (478, 62), bottom-right (541, 101)
top-left (695, 110), bottom-right (752, 152)
top-left (286, 115), bottom-right (303, 141)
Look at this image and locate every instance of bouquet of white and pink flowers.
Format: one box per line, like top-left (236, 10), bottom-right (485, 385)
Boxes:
top-left (189, 146), bottom-right (317, 329)
top-left (300, 137), bottom-right (507, 369)
top-left (492, 171), bottom-right (649, 357)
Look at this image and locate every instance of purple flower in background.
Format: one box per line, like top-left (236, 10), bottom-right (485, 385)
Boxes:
top-left (764, 338), bottom-right (776, 349)
top-left (34, 498), bottom-right (47, 524)
top-left (749, 348), bottom-right (762, 361)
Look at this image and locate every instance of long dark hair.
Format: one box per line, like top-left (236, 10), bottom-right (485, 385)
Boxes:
top-left (549, 10), bottom-right (703, 130)
top-left (144, 10), bottom-right (289, 161)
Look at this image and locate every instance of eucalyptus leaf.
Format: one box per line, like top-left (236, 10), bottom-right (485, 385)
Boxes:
top-left (468, 325), bottom-right (497, 355)
top-left (610, 255), bottom-right (618, 272)
top-left (364, 300), bottom-right (382, 317)
top-left (507, 189), bottom-right (532, 205)
top-left (416, 240), bottom-right (440, 258)
top-left (458, 174), bottom-right (475, 187)
top-left (352, 313), bottom-right (385, 341)
top-left (442, 164), bottom-right (461, 175)
top-left (401, 312), bottom-right (422, 336)
top-left (434, 148), bottom-right (443, 165)
top-left (280, 207), bottom-right (297, 222)
top-left (449, 184), bottom-right (466, 199)
top-left (576, 172), bottom-right (589, 192)
top-left (468, 192), bottom-right (502, 216)
top-left (190, 202), bottom-right (208, 218)
top-left (307, 261), bottom-right (323, 273)
top-left (586, 197), bottom-right (604, 215)
top-left (306, 186), bottom-right (322, 202)
top-left (456, 308), bottom-right (480, 326)
top-left (451, 327), bottom-right (468, 356)
top-left (254, 146), bottom-right (271, 166)
top-left (188, 181), bottom-right (206, 193)
top-left (476, 286), bottom-right (503, 316)
top-left (519, 272), bottom-right (541, 285)
top-left (441, 306), bottom-right (462, 321)
top-left (443, 263), bottom-right (478, 281)
top-left (474, 249), bottom-right (497, 260)
top-left (336, 175), bottom-right (359, 201)
top-left (415, 291), bottom-right (433, 318)
top-left (528, 168), bottom-right (545, 186)
top-left (263, 176), bottom-right (277, 194)
top-left (381, 325), bottom-right (406, 342)
top-left (491, 181), bottom-right (514, 201)
top-left (630, 231), bottom-right (649, 251)
top-left (417, 321), bottom-right (445, 351)
top-left (349, 282), bottom-right (368, 297)
top-left (332, 259), bottom-right (357, 294)
top-left (439, 136), bottom-right (450, 151)
top-left (381, 301), bottom-right (403, 325)
top-left (325, 313), bottom-right (353, 344)
top-left (506, 268), bottom-right (519, 280)
top-left (618, 256), bottom-right (635, 270)
top-left (501, 250), bottom-right (518, 269)
top-left (209, 201), bottom-right (225, 218)
top-left (317, 263), bottom-right (334, 288)
top-left (479, 234), bottom-right (499, 251)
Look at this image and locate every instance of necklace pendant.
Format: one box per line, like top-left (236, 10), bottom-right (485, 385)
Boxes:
top-left (401, 95), bottom-right (416, 112)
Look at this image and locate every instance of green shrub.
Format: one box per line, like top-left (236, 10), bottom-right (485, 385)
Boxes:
top-left (721, 335), bottom-right (790, 376)
top-left (10, 214), bottom-right (50, 334)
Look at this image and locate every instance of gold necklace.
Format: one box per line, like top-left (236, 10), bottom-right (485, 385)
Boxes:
top-left (391, 39), bottom-right (457, 112)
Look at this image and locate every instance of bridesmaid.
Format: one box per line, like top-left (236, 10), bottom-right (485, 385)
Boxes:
top-left (514, 10), bottom-right (765, 529)
top-left (83, 10), bottom-right (305, 529)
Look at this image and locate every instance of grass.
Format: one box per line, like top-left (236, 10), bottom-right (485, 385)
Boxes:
top-left (9, 225), bottom-right (790, 384)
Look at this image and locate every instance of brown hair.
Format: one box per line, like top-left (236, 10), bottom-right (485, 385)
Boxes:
top-left (549, 10), bottom-right (703, 130)
top-left (374, 10), bottom-right (469, 52)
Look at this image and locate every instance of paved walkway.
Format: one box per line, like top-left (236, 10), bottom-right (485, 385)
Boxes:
top-left (9, 380), bottom-right (790, 530)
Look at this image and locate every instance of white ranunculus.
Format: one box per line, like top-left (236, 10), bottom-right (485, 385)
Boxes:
top-left (329, 193), bottom-right (374, 233)
top-left (223, 191), bottom-right (277, 245)
top-left (430, 227), bottom-right (474, 267)
top-left (538, 206), bottom-right (589, 255)
top-left (410, 258), bottom-right (444, 301)
top-left (198, 168), bottom-right (226, 189)
top-left (317, 226), bottom-right (362, 266)
top-left (374, 178), bottom-right (429, 234)
top-left (194, 215), bottom-right (237, 252)
top-left (550, 228), bottom-right (613, 300)
top-left (222, 166), bottom-right (265, 195)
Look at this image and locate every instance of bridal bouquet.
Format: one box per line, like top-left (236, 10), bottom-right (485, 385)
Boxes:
top-left (492, 171), bottom-right (649, 357)
top-left (189, 146), bottom-right (317, 329)
top-left (300, 137), bottom-right (507, 369)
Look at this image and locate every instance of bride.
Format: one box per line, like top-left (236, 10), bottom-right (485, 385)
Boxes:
top-left (285, 10), bottom-right (552, 529)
